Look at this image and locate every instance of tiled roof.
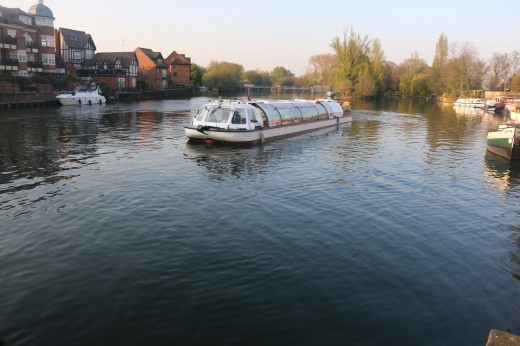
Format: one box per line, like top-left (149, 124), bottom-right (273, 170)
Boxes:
top-left (135, 47), bottom-right (168, 68)
top-left (165, 51), bottom-right (191, 65)
top-left (60, 28), bottom-right (96, 50)
top-left (87, 52), bottom-right (137, 68)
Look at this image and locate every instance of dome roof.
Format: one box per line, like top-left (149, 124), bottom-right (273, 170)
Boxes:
top-left (28, 1), bottom-right (54, 18)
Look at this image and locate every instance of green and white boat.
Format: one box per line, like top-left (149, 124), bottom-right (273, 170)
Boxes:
top-left (486, 121), bottom-right (520, 160)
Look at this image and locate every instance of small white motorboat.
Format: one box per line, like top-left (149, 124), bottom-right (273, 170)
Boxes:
top-left (56, 83), bottom-right (106, 106)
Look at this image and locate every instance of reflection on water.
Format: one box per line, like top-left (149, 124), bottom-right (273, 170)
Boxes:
top-left (184, 144), bottom-right (274, 181)
top-left (483, 153), bottom-right (520, 195)
top-left (2, 97), bottom-right (520, 345)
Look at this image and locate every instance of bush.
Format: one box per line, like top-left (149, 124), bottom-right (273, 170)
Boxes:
top-left (31, 76), bottom-right (49, 84)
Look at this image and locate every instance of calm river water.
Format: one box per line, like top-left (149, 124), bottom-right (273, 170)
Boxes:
top-left (1, 96), bottom-right (520, 345)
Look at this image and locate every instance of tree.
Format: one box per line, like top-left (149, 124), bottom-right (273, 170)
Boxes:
top-left (306, 53), bottom-right (336, 87)
top-left (191, 63), bottom-right (205, 88)
top-left (330, 27), bottom-right (371, 98)
top-left (202, 61), bottom-right (243, 91)
top-left (445, 42), bottom-right (482, 96)
top-left (271, 66), bottom-right (294, 86)
top-left (370, 38), bottom-right (386, 96)
top-left (243, 70), bottom-right (272, 86)
top-left (398, 52), bottom-right (430, 96)
top-left (431, 33), bottom-right (448, 94)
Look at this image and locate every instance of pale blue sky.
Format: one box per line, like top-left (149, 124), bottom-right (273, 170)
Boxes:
top-left (4, 0), bottom-right (518, 75)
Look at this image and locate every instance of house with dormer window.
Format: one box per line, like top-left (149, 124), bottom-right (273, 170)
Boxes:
top-left (56, 27), bottom-right (96, 74)
top-left (134, 47), bottom-right (168, 91)
top-left (81, 52), bottom-right (139, 91)
top-left (165, 51), bottom-right (191, 87)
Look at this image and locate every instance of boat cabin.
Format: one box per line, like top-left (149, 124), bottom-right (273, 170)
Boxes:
top-left (192, 99), bottom-right (345, 131)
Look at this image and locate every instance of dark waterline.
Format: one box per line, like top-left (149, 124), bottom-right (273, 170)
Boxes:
top-left (1, 97), bottom-right (520, 345)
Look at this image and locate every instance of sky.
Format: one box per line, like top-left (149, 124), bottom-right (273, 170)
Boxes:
top-left (4, 0), bottom-right (519, 76)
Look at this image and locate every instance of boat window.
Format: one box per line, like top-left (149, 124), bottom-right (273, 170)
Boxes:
top-left (314, 103), bottom-right (329, 120)
top-left (206, 107), bottom-right (231, 123)
top-left (276, 106), bottom-right (303, 124)
top-left (252, 103), bottom-right (282, 127)
top-left (196, 106), bottom-right (211, 121)
top-left (231, 108), bottom-right (247, 124)
top-left (319, 101), bottom-right (334, 118)
top-left (299, 105), bottom-right (319, 120)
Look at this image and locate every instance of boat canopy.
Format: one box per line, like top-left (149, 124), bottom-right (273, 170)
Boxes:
top-left (251, 100), bottom-right (343, 127)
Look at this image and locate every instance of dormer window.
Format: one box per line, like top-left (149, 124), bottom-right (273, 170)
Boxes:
top-left (19, 16), bottom-right (32, 25)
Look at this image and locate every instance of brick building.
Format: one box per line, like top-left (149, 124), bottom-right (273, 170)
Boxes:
top-left (134, 47), bottom-right (168, 91)
top-left (0, 0), bottom-right (63, 77)
top-left (165, 51), bottom-right (191, 87)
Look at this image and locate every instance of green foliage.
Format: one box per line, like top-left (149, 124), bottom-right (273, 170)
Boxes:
top-left (271, 66), bottom-right (294, 86)
top-left (191, 63), bottom-right (205, 88)
top-left (243, 70), bottom-right (272, 86)
top-left (202, 61), bottom-right (244, 91)
top-left (47, 75), bottom-right (68, 88)
top-left (16, 76), bottom-right (32, 86)
top-left (136, 79), bottom-right (149, 91)
top-left (97, 81), bottom-right (112, 98)
top-left (330, 27), bottom-right (372, 98)
top-left (31, 76), bottom-right (49, 84)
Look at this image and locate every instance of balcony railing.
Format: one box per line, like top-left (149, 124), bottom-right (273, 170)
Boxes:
top-left (26, 42), bottom-right (39, 51)
top-left (77, 68), bottom-right (127, 77)
top-left (0, 59), bottom-right (19, 67)
top-left (0, 37), bottom-right (17, 45)
top-left (28, 61), bottom-right (43, 68)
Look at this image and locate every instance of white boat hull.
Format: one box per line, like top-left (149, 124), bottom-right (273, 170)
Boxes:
top-left (185, 116), bottom-right (352, 144)
top-left (56, 95), bottom-right (106, 106)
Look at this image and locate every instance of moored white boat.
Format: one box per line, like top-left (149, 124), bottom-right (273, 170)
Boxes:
top-left (184, 98), bottom-right (351, 145)
top-left (453, 98), bottom-right (486, 108)
top-left (56, 83), bottom-right (106, 106)
top-left (509, 100), bottom-right (520, 122)
top-left (486, 121), bottom-right (520, 160)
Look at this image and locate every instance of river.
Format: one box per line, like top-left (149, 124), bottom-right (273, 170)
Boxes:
top-left (1, 96), bottom-right (519, 345)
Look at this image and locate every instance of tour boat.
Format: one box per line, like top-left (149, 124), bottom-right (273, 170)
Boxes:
top-left (56, 83), bottom-right (106, 106)
top-left (453, 98), bottom-right (486, 108)
top-left (486, 121), bottom-right (520, 160)
top-left (184, 98), bottom-right (351, 145)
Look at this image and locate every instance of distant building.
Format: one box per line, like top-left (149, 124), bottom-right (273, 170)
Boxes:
top-left (56, 27), bottom-right (96, 74)
top-left (165, 51), bottom-right (191, 87)
top-left (0, 0), bottom-right (63, 76)
top-left (134, 47), bottom-right (168, 91)
top-left (81, 52), bottom-right (138, 91)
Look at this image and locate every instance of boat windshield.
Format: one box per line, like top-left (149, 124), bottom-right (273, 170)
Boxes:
top-left (205, 106), bottom-right (231, 124)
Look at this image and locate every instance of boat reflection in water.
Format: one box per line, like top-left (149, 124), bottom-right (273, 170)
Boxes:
top-left (183, 144), bottom-right (272, 181)
top-left (483, 152), bottom-right (520, 194)
top-left (453, 105), bottom-right (485, 116)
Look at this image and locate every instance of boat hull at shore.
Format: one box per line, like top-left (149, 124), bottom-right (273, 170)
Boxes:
top-left (487, 122), bottom-right (520, 160)
top-left (56, 83), bottom-right (106, 106)
top-left (185, 98), bottom-right (351, 145)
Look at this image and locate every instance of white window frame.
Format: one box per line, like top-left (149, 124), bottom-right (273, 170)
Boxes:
top-left (41, 35), bottom-right (55, 47)
top-left (9, 50), bottom-right (18, 60)
top-left (35, 17), bottom-right (54, 27)
top-left (7, 29), bottom-right (16, 38)
top-left (18, 50), bottom-right (27, 62)
top-left (74, 50), bottom-right (82, 60)
top-left (42, 54), bottom-right (55, 65)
